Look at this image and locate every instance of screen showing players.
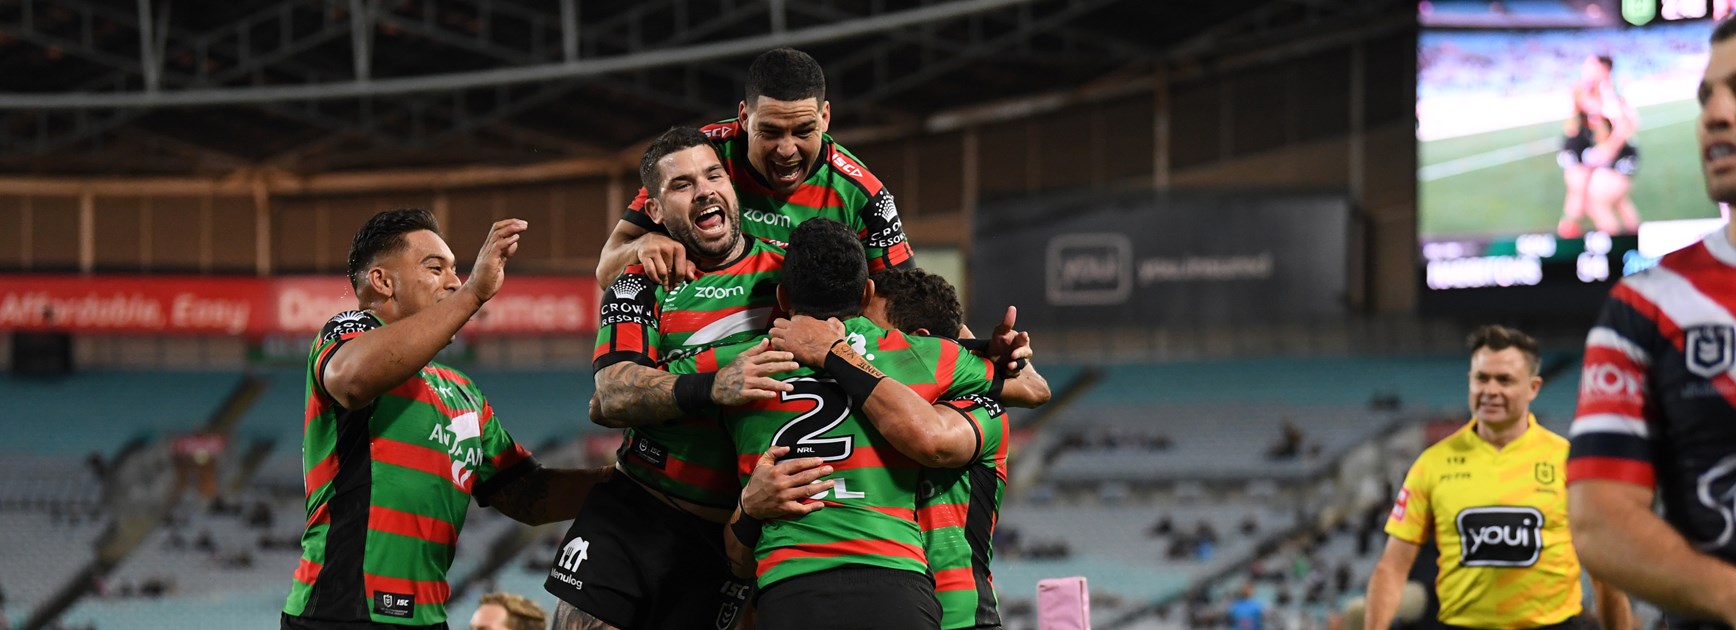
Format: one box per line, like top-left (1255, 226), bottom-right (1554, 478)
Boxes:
top-left (1418, 0), bottom-right (1728, 311)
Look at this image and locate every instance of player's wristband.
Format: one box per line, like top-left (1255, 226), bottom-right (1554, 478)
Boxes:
top-left (732, 503), bottom-right (764, 547)
top-left (823, 339), bottom-right (885, 402)
top-left (673, 372), bottom-right (717, 415)
top-left (957, 338), bottom-right (992, 354)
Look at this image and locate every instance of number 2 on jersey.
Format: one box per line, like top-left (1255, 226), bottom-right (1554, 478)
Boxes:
top-left (769, 377), bottom-right (853, 462)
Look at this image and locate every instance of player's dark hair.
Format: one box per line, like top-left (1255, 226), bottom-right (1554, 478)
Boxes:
top-left (745, 48), bottom-right (826, 107)
top-left (1467, 324), bottom-right (1541, 375)
top-left (640, 126), bottom-right (724, 197)
top-left (1596, 54), bottom-right (1613, 71)
top-left (871, 268), bottom-right (962, 337)
top-left (1715, 16), bottom-right (1736, 43)
top-left (347, 208), bottom-right (441, 291)
top-left (782, 218), bottom-right (866, 321)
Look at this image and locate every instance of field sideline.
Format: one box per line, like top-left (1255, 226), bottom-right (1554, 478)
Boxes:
top-left (1419, 99), bottom-right (1721, 240)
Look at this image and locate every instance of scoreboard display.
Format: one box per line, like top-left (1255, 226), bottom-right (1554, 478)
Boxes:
top-left (1417, 0), bottom-right (1728, 316)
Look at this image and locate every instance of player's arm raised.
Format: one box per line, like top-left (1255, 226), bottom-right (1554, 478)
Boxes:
top-left (1571, 480), bottom-right (1736, 625)
top-left (593, 340), bottom-right (798, 427)
top-left (961, 308), bottom-right (1049, 408)
top-left (771, 316), bottom-right (979, 467)
top-left (323, 219), bottom-right (525, 410)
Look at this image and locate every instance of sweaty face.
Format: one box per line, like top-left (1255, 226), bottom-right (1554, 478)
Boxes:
top-left (742, 96), bottom-right (829, 196)
top-left (651, 145), bottom-right (743, 264)
top-left (381, 229), bottom-right (461, 318)
top-left (1700, 39), bottom-right (1736, 203)
top-left (1467, 347), bottom-right (1540, 428)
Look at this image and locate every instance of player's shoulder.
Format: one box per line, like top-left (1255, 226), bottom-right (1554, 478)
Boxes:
top-left (751, 236), bottom-right (788, 256)
top-left (605, 267), bottom-right (660, 300)
top-left (1416, 426), bottom-right (1476, 464)
top-left (319, 310), bottom-right (381, 342)
top-left (1530, 423), bottom-right (1572, 450)
top-left (821, 139), bottom-right (886, 195)
top-left (942, 394), bottom-right (1006, 418)
top-left (702, 119), bottom-right (742, 142)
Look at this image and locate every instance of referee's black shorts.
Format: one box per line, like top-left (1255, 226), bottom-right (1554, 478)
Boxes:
top-left (755, 565), bottom-right (941, 630)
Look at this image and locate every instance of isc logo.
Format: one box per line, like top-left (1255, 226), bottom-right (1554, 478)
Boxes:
top-left (1456, 506), bottom-right (1543, 567)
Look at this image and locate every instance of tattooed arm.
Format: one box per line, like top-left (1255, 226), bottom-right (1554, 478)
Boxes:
top-left (483, 466), bottom-right (612, 525)
top-left (592, 340), bottom-right (799, 428)
top-left (553, 601), bottom-right (622, 630)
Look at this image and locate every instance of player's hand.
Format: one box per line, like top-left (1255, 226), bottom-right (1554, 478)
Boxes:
top-left (635, 232), bottom-right (697, 289)
top-left (741, 446), bottom-right (834, 520)
top-left (985, 306), bottom-right (1033, 376)
top-left (464, 218), bottom-right (527, 303)
top-left (712, 339), bottom-right (798, 406)
top-left (770, 316), bottom-right (847, 367)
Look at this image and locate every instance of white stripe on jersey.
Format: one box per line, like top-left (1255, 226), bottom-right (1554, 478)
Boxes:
top-left (1586, 326), bottom-right (1652, 367)
top-left (1625, 264), bottom-right (1736, 333)
top-left (684, 306), bottom-right (774, 347)
top-left (1569, 413), bottom-right (1650, 439)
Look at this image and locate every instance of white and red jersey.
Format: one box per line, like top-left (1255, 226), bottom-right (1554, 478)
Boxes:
top-left (1567, 225), bottom-right (1736, 560)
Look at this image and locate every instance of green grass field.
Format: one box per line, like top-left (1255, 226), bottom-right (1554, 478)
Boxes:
top-left (1419, 99), bottom-right (1719, 239)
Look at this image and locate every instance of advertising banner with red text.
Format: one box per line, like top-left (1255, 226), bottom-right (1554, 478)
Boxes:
top-left (0, 275), bottom-right (599, 337)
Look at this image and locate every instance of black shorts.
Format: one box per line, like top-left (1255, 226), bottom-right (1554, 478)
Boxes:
top-left (542, 473), bottom-right (751, 630)
top-left (755, 566), bottom-right (941, 630)
top-left (282, 612), bottom-right (446, 630)
top-left (1558, 137), bottom-right (1639, 176)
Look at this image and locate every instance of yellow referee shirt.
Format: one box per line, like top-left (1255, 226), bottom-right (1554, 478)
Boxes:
top-left (1385, 416), bottom-right (1582, 629)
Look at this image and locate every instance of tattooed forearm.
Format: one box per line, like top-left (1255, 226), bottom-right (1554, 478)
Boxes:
top-left (554, 601), bottom-right (621, 630)
top-left (593, 362), bottom-right (683, 426)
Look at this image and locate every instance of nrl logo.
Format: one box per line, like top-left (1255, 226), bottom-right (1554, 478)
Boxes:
top-left (1686, 324), bottom-right (1736, 379)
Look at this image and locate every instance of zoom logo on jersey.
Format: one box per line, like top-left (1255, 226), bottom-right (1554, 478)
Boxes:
top-left (1456, 506), bottom-right (1543, 567)
top-left (743, 209), bottom-right (793, 229)
top-left (691, 285), bottom-right (747, 300)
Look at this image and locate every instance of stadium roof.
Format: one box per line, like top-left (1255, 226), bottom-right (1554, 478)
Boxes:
top-left (0, 0), bottom-right (1407, 176)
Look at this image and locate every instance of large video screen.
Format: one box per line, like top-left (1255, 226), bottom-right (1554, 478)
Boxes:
top-left (1418, 0), bottom-right (1729, 314)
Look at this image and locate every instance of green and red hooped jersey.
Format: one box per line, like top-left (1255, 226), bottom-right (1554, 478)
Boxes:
top-left (923, 395), bottom-right (1010, 630)
top-left (285, 310), bottom-right (536, 627)
top-left (666, 316), bottom-right (1003, 589)
top-left (621, 118), bottom-right (915, 272)
top-left (592, 237), bottom-right (786, 507)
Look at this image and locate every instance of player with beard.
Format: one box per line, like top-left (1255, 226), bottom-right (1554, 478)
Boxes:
top-left (596, 47), bottom-right (914, 288)
top-left (545, 126), bottom-right (799, 630)
top-left (1567, 16), bottom-right (1736, 630)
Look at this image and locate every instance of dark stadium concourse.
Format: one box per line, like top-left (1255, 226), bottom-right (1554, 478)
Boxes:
top-left (0, 0), bottom-right (1408, 175)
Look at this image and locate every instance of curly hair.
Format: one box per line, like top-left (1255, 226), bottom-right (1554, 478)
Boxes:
top-left (782, 218), bottom-right (866, 320)
top-left (871, 267), bottom-right (962, 337)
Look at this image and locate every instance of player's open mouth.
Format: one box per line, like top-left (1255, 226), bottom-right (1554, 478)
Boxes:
top-left (1706, 142), bottom-right (1736, 170)
top-left (769, 160), bottom-right (804, 184)
top-left (695, 204), bottom-right (727, 233)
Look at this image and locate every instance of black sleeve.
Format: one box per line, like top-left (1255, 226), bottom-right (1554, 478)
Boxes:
top-left (473, 455), bottom-right (542, 508)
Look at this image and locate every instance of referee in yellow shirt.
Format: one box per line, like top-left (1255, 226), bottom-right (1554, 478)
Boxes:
top-left (1364, 326), bottom-right (1630, 630)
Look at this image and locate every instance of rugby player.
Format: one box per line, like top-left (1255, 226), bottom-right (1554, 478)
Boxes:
top-left (665, 219), bottom-right (1001, 629)
top-left (548, 126), bottom-right (797, 630)
top-left (1365, 326), bottom-right (1629, 630)
top-left (284, 210), bottom-right (611, 630)
top-left (1566, 16), bottom-right (1736, 629)
top-left (596, 47), bottom-right (914, 287)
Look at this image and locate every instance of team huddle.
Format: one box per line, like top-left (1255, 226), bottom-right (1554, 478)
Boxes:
top-left (281, 48), bottom-right (1045, 630)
